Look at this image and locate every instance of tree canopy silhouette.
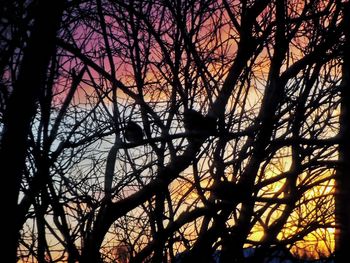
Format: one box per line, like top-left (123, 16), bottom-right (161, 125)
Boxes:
top-left (0, 1), bottom-right (348, 262)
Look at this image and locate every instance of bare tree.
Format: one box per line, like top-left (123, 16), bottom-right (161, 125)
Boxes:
top-left (0, 1), bottom-right (64, 262)
top-left (2, 0), bottom-right (347, 262)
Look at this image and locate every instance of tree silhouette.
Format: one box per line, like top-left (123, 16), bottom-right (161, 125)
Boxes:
top-left (1, 1), bottom-right (348, 262)
top-left (0, 1), bottom-right (64, 262)
top-left (335, 2), bottom-right (350, 263)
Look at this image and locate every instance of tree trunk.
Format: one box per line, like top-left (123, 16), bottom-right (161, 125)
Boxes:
top-left (335, 3), bottom-right (350, 262)
top-left (0, 1), bottom-right (63, 262)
